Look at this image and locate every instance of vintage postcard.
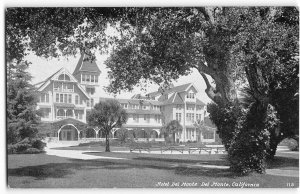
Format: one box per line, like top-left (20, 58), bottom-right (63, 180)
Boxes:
top-left (6, 5), bottom-right (299, 189)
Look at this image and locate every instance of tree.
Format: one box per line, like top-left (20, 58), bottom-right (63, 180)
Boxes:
top-left (87, 99), bottom-right (128, 152)
top-left (5, 7), bottom-right (298, 171)
top-left (7, 61), bottom-right (41, 144)
top-left (163, 120), bottom-right (183, 144)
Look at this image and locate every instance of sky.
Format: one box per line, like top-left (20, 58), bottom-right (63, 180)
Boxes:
top-left (25, 52), bottom-right (213, 104)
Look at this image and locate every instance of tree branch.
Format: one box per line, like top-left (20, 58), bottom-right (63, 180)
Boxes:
top-left (200, 72), bottom-right (222, 104)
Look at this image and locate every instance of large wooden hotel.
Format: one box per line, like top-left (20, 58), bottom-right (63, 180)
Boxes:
top-left (35, 54), bottom-right (218, 143)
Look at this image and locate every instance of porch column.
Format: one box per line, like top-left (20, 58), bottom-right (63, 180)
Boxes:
top-left (64, 109), bottom-right (67, 119)
top-left (57, 131), bottom-right (60, 141)
top-left (72, 109), bottom-right (75, 119)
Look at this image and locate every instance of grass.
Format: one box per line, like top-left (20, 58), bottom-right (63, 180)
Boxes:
top-left (7, 145), bottom-right (299, 188)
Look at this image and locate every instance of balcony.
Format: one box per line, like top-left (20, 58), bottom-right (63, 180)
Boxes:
top-left (54, 88), bottom-right (74, 93)
top-left (56, 116), bottom-right (84, 121)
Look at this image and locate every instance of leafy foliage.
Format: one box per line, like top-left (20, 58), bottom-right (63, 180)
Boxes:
top-left (207, 103), bottom-right (242, 150)
top-left (286, 138), bottom-right (299, 151)
top-left (116, 128), bottom-right (129, 144)
top-left (228, 101), bottom-right (280, 174)
top-left (7, 62), bottom-right (41, 144)
top-left (7, 137), bottom-right (46, 154)
top-left (87, 99), bottom-right (128, 152)
top-left (162, 120), bottom-right (183, 143)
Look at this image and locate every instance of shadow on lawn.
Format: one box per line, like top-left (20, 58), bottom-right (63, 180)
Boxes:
top-left (8, 154), bottom-right (234, 180)
top-left (267, 156), bottom-right (299, 169)
top-left (133, 156), bottom-right (229, 166)
top-left (7, 160), bottom-right (114, 180)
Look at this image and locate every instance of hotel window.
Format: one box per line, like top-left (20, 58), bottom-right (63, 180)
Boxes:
top-left (144, 114), bottom-right (150, 123)
top-left (196, 114), bottom-right (201, 122)
top-left (187, 93), bottom-right (195, 99)
top-left (68, 94), bottom-right (72, 103)
top-left (203, 132), bottom-right (214, 139)
top-left (91, 99), bottom-right (94, 107)
top-left (58, 74), bottom-right (70, 81)
top-left (155, 115), bottom-right (161, 123)
top-left (87, 100), bottom-right (90, 107)
top-left (86, 75), bottom-right (90, 82)
top-left (176, 113), bottom-right (182, 122)
top-left (186, 113), bottom-right (193, 122)
top-left (75, 95), bottom-right (79, 105)
top-left (60, 94), bottom-right (64, 103)
top-left (91, 75), bottom-right (94, 82)
top-left (176, 104), bottom-right (182, 110)
top-left (46, 93), bottom-right (49, 102)
top-left (56, 94), bottom-right (59, 102)
top-left (82, 74), bottom-right (86, 82)
top-left (121, 103), bottom-right (128, 109)
top-left (133, 114), bottom-right (139, 122)
top-left (95, 75), bottom-right (98, 83)
top-left (132, 104), bottom-right (139, 109)
top-left (187, 105), bottom-right (195, 111)
top-left (64, 94), bottom-right (68, 103)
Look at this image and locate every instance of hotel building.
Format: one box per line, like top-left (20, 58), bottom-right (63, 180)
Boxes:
top-left (35, 54), bottom-right (217, 143)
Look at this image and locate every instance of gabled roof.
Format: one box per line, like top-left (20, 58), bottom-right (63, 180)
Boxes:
top-left (72, 53), bottom-right (101, 75)
top-left (35, 67), bottom-right (90, 99)
top-left (147, 83), bottom-right (198, 97)
top-left (36, 68), bottom-right (63, 91)
top-left (196, 99), bottom-right (206, 106)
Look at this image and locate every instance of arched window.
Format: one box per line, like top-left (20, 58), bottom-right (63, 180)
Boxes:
top-left (58, 74), bottom-right (70, 81)
top-left (57, 109), bottom-right (65, 116)
top-left (66, 109), bottom-right (73, 117)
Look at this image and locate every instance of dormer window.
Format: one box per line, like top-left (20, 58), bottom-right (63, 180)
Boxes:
top-left (187, 92), bottom-right (195, 99)
top-left (58, 74), bottom-right (70, 81)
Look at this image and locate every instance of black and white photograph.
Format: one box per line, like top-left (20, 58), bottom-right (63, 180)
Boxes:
top-left (5, 4), bottom-right (299, 189)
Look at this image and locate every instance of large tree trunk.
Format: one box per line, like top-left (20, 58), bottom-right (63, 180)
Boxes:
top-left (200, 72), bottom-right (237, 106)
top-left (105, 132), bottom-right (110, 152)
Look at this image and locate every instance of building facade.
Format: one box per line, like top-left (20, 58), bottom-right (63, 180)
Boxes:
top-left (36, 54), bottom-right (217, 143)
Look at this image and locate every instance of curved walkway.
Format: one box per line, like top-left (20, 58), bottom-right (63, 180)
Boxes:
top-left (45, 147), bottom-right (127, 160)
top-left (266, 169), bottom-right (299, 177)
top-left (45, 143), bottom-right (298, 178)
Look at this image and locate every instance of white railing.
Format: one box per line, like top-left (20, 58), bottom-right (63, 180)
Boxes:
top-left (56, 116), bottom-right (83, 120)
top-left (54, 88), bottom-right (74, 92)
top-left (135, 138), bottom-right (165, 142)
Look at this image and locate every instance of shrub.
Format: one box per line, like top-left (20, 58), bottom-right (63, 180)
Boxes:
top-left (287, 138), bottom-right (298, 151)
top-left (23, 148), bottom-right (45, 154)
top-left (207, 103), bottom-right (242, 150)
top-left (7, 137), bottom-right (46, 154)
top-left (7, 144), bottom-right (17, 154)
top-left (228, 128), bottom-right (270, 175)
top-left (31, 138), bottom-right (46, 150)
top-left (14, 142), bottom-right (31, 153)
top-left (116, 128), bottom-right (129, 144)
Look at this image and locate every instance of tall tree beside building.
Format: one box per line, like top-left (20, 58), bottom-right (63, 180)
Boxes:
top-left (7, 62), bottom-right (41, 144)
top-left (88, 99), bottom-right (128, 152)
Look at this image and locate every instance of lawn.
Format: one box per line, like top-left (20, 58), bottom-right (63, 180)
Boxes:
top-left (7, 145), bottom-right (299, 188)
